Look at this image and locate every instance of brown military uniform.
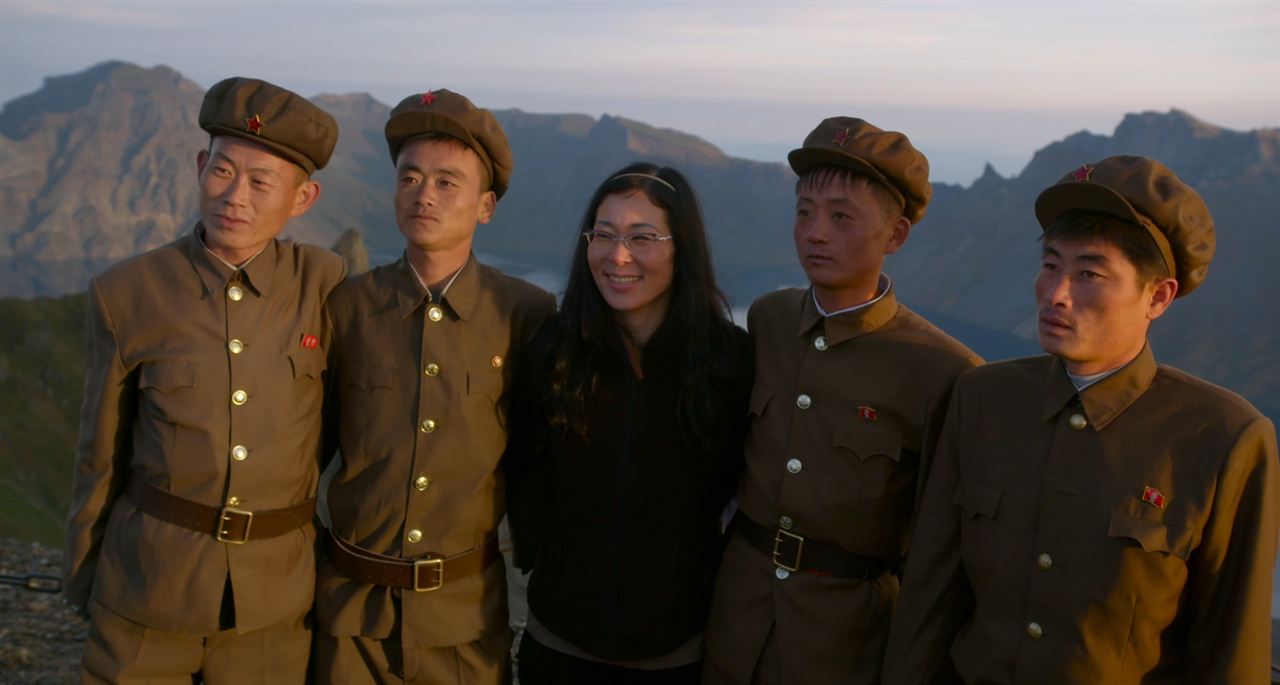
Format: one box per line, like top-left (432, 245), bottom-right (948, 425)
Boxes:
top-left (702, 285), bottom-right (980, 684)
top-left (316, 254), bottom-right (554, 681)
top-left (883, 157), bottom-right (1279, 684)
top-left (884, 347), bottom-right (1278, 683)
top-left (62, 77), bottom-right (343, 684)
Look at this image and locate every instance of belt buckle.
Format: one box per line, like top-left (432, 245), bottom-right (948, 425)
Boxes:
top-left (772, 529), bottom-right (804, 572)
top-left (216, 507), bottom-right (253, 544)
top-left (413, 558), bottom-right (444, 592)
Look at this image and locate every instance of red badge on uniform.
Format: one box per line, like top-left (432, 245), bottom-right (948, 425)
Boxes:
top-left (245, 114), bottom-right (264, 135)
top-left (300, 334), bottom-right (318, 349)
top-left (420, 90), bottom-right (437, 106)
top-left (858, 405), bottom-right (877, 421)
top-left (1070, 163), bottom-right (1094, 182)
top-left (1141, 485), bottom-right (1167, 509)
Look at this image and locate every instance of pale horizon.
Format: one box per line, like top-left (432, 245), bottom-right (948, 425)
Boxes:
top-left (2, 0), bottom-right (1277, 185)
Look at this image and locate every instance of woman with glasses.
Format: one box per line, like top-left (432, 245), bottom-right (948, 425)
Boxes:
top-left (506, 162), bottom-right (752, 684)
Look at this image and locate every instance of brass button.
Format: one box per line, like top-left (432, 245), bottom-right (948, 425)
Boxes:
top-left (491, 355), bottom-right (503, 368)
top-left (231, 389), bottom-right (248, 406)
top-left (427, 305), bottom-right (444, 322)
top-left (423, 363), bottom-right (440, 377)
top-left (774, 567), bottom-right (791, 580)
top-left (226, 285), bottom-right (244, 302)
top-left (796, 394), bottom-right (812, 409)
top-left (226, 496), bottom-right (240, 507)
top-left (779, 515), bottom-right (793, 530)
top-left (1026, 621), bottom-right (1043, 640)
top-left (406, 529), bottom-right (422, 543)
top-left (814, 336), bottom-right (828, 351)
top-left (786, 458), bottom-right (802, 474)
top-left (228, 339), bottom-right (244, 354)
top-left (231, 445), bottom-right (248, 461)
top-left (1037, 553), bottom-right (1053, 571)
top-left (414, 476), bottom-right (430, 491)
top-left (1068, 414), bottom-right (1088, 431)
top-left (419, 419), bottom-right (437, 433)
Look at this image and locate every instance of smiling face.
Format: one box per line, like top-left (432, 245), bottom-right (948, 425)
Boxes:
top-left (196, 136), bottom-right (319, 265)
top-left (1034, 236), bottom-right (1177, 375)
top-left (394, 137), bottom-right (495, 262)
top-left (794, 173), bottom-right (910, 310)
top-left (587, 190), bottom-right (676, 343)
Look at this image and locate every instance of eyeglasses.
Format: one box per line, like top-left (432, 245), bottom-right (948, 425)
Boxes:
top-left (582, 230), bottom-right (674, 254)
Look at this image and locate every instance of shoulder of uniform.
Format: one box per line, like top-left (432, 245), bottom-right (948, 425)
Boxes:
top-left (1153, 365), bottom-right (1268, 425)
top-left (287, 242), bottom-right (345, 280)
top-left (477, 262), bottom-right (555, 306)
top-left (748, 287), bottom-right (805, 323)
top-left (885, 305), bottom-right (984, 368)
top-left (328, 263), bottom-right (386, 303)
top-left (92, 238), bottom-right (189, 294)
top-left (958, 355), bottom-right (1049, 387)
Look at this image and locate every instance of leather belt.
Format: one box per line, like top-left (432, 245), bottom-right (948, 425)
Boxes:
top-left (325, 528), bottom-right (501, 592)
top-left (736, 513), bottom-right (897, 579)
top-left (126, 479), bottom-right (314, 544)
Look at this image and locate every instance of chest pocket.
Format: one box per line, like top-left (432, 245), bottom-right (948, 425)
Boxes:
top-left (347, 365), bottom-right (396, 391)
top-left (288, 349), bottom-right (326, 380)
top-left (1108, 514), bottom-right (1193, 560)
top-left (140, 360), bottom-right (197, 394)
top-left (955, 481), bottom-right (1002, 519)
top-left (833, 421), bottom-right (902, 462)
top-left (748, 384), bottom-right (773, 418)
top-left (467, 368), bottom-right (503, 404)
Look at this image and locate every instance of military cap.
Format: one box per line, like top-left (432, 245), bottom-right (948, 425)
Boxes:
top-left (1035, 155), bottom-right (1215, 297)
top-left (788, 116), bottom-right (931, 224)
top-left (199, 77), bottom-right (338, 175)
top-left (384, 89), bottom-right (513, 199)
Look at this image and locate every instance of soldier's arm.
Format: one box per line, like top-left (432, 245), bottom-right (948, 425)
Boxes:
top-left (882, 382), bottom-right (971, 685)
top-left (1183, 416), bottom-right (1278, 683)
top-left (62, 278), bottom-right (135, 612)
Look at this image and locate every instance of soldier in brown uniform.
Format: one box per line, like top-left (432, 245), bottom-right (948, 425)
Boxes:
top-left (62, 77), bottom-right (344, 683)
top-left (702, 117), bottom-right (982, 685)
top-left (314, 89), bottom-right (555, 684)
top-left (883, 156), bottom-right (1279, 684)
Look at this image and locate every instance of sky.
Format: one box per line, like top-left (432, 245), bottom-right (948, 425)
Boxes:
top-left (1, 0), bottom-right (1277, 184)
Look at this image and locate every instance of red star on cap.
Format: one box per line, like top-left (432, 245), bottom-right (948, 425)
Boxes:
top-left (833, 128), bottom-right (852, 146)
top-left (245, 114), bottom-right (264, 135)
top-left (420, 90), bottom-right (437, 106)
top-left (1070, 164), bottom-right (1094, 182)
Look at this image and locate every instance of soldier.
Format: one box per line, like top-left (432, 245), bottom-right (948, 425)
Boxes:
top-left (62, 77), bottom-right (344, 683)
top-left (702, 117), bottom-right (982, 684)
top-left (883, 156), bottom-right (1279, 684)
top-left (315, 89), bottom-right (555, 684)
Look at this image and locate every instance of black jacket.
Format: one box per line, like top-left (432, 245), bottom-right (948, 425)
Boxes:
top-left (505, 316), bottom-right (752, 661)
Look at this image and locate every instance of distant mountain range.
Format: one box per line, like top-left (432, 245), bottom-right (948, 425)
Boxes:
top-left (1, 63), bottom-right (1277, 525)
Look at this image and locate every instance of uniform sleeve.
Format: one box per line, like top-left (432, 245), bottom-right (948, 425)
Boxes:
top-left (882, 378), bottom-right (971, 685)
top-left (319, 298), bottom-right (341, 473)
top-left (1183, 416), bottom-right (1279, 684)
top-left (62, 278), bottom-right (135, 609)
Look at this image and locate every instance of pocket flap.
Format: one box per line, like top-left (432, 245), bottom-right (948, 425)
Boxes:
top-left (954, 481), bottom-right (1002, 519)
top-left (288, 349), bottom-right (326, 379)
top-left (468, 369), bottom-right (502, 401)
top-left (139, 361), bottom-right (196, 393)
top-left (833, 421), bottom-right (902, 461)
top-left (1108, 514), bottom-right (1192, 559)
top-left (748, 384), bottom-right (773, 417)
top-left (349, 365), bottom-right (396, 390)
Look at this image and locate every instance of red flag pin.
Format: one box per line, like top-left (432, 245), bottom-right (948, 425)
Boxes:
top-left (1141, 485), bottom-right (1167, 509)
top-left (300, 334), bottom-right (318, 349)
top-left (858, 405), bottom-right (877, 421)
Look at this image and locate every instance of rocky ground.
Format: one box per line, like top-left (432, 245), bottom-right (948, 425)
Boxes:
top-left (0, 538), bottom-right (83, 685)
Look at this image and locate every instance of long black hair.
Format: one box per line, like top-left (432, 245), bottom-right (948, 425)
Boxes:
top-left (541, 162), bottom-right (740, 453)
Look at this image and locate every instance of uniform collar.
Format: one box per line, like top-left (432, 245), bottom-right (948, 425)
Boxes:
top-left (1041, 344), bottom-right (1157, 431)
top-left (797, 278), bottom-right (899, 346)
top-left (186, 223), bottom-right (278, 300)
top-left (394, 252), bottom-right (480, 322)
